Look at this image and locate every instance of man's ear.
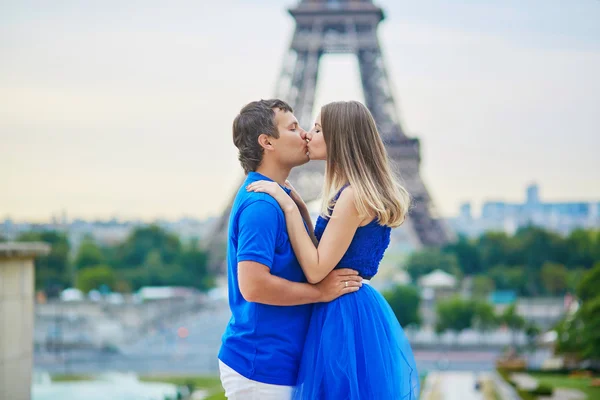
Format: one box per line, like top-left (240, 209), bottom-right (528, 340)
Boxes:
top-left (258, 134), bottom-right (275, 151)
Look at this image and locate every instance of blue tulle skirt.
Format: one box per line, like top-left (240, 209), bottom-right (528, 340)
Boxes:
top-left (293, 283), bottom-right (420, 400)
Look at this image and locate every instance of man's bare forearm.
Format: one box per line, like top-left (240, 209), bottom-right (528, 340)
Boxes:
top-left (249, 274), bottom-right (322, 305)
top-left (238, 261), bottom-right (323, 306)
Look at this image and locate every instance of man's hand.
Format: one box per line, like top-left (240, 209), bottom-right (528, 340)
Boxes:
top-left (315, 268), bottom-right (363, 302)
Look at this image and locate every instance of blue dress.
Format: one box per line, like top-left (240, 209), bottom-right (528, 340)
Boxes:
top-left (293, 188), bottom-right (420, 400)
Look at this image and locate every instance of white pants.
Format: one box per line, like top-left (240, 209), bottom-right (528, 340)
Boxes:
top-left (218, 360), bottom-right (293, 400)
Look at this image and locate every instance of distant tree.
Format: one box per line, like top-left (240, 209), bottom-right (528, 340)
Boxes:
top-left (500, 303), bottom-right (526, 348)
top-left (577, 264), bottom-right (600, 361)
top-left (113, 279), bottom-right (132, 294)
top-left (116, 225), bottom-right (182, 269)
top-left (565, 229), bottom-right (597, 268)
top-left (435, 296), bottom-right (475, 334)
top-left (17, 231), bottom-right (71, 296)
top-left (471, 275), bottom-right (495, 298)
top-left (443, 235), bottom-right (483, 275)
top-left (473, 300), bottom-right (498, 332)
top-left (512, 226), bottom-right (569, 269)
top-left (383, 285), bottom-right (421, 328)
top-left (501, 304), bottom-right (525, 331)
top-left (554, 314), bottom-right (585, 359)
top-left (567, 268), bottom-right (587, 294)
top-left (435, 297), bottom-right (497, 336)
top-left (119, 249), bottom-right (166, 289)
top-left (76, 265), bottom-right (116, 293)
top-left (593, 231), bottom-right (600, 264)
top-left (75, 236), bottom-right (104, 269)
top-left (524, 321), bottom-right (541, 350)
top-left (488, 265), bottom-right (527, 295)
top-left (112, 226), bottom-right (214, 291)
top-left (553, 262), bottom-right (600, 362)
top-left (540, 262), bottom-right (568, 296)
top-left (178, 241), bottom-right (213, 291)
top-left (12, 226), bottom-right (219, 295)
top-left (477, 232), bottom-right (515, 268)
top-left (578, 262), bottom-right (600, 303)
top-left (422, 228), bottom-right (599, 296)
top-left (142, 249), bottom-right (172, 287)
top-left (118, 240), bottom-right (213, 291)
top-left (405, 248), bottom-right (461, 281)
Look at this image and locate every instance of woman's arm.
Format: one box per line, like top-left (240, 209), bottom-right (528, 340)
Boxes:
top-left (247, 181), bottom-right (363, 284)
top-left (282, 188), bottom-right (363, 283)
top-left (294, 198), bottom-right (318, 247)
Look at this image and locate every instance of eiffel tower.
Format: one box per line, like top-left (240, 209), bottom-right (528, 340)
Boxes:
top-left (208, 0), bottom-right (454, 270)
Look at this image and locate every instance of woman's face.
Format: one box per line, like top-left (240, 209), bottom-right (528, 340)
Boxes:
top-left (306, 113), bottom-right (327, 160)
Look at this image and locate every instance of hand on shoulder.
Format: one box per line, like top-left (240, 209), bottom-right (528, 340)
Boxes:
top-left (246, 180), bottom-right (296, 213)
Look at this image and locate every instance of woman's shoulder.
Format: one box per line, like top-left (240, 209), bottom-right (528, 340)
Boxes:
top-left (337, 184), bottom-right (354, 197)
top-left (337, 185), bottom-right (378, 226)
top-left (332, 185), bottom-right (357, 209)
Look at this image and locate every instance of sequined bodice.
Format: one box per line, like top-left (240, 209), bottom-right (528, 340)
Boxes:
top-left (314, 189), bottom-right (391, 279)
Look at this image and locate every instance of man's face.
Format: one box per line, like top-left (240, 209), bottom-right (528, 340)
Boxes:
top-left (271, 108), bottom-right (309, 168)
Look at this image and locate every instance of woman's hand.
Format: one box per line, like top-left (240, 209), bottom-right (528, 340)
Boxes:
top-left (246, 181), bottom-right (296, 213)
top-left (284, 180), bottom-right (307, 210)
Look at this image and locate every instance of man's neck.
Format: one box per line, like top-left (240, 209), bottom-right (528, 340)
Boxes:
top-left (255, 163), bottom-right (290, 186)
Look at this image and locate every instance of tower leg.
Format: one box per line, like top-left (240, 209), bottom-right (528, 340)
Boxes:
top-left (358, 47), bottom-right (404, 143)
top-left (288, 50), bottom-right (321, 129)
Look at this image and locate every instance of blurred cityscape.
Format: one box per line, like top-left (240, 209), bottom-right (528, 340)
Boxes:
top-left (3, 183), bottom-right (598, 250)
top-left (2, 180), bottom-right (599, 399)
top-left (449, 183), bottom-right (600, 238)
top-left (2, 0), bottom-right (599, 399)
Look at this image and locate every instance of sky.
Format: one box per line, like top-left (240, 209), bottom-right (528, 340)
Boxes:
top-left (1, 0), bottom-right (599, 222)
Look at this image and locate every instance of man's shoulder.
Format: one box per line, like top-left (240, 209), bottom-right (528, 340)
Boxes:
top-left (235, 191), bottom-right (283, 218)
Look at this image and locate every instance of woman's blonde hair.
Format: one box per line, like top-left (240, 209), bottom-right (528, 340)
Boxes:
top-left (320, 100), bottom-right (410, 228)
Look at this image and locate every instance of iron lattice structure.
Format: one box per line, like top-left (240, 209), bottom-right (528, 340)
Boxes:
top-left (209, 0), bottom-right (454, 270)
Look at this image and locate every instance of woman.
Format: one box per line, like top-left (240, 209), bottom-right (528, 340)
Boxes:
top-left (247, 100), bottom-right (419, 399)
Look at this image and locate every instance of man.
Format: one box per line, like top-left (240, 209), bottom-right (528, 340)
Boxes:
top-left (218, 99), bottom-right (362, 399)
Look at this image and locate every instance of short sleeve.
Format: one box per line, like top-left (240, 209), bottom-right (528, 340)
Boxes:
top-left (236, 200), bottom-right (281, 268)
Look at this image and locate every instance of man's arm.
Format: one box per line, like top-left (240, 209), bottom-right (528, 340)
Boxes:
top-left (239, 261), bottom-right (362, 306)
top-left (236, 199), bottom-right (361, 306)
top-left (245, 184), bottom-right (364, 284)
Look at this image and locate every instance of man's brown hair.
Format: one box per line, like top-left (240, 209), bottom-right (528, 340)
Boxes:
top-left (232, 99), bottom-right (293, 173)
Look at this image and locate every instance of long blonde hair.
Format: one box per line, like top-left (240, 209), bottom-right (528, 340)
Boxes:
top-left (320, 100), bottom-right (410, 228)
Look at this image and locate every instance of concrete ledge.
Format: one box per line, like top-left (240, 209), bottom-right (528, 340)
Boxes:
top-left (0, 242), bottom-right (51, 260)
top-left (0, 242), bottom-right (48, 400)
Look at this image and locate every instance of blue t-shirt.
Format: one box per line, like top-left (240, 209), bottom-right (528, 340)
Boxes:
top-left (218, 172), bottom-right (312, 386)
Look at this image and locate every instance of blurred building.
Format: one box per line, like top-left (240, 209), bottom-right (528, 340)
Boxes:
top-left (418, 269), bottom-right (457, 294)
top-left (418, 270), bottom-right (459, 328)
top-left (0, 215), bottom-right (217, 255)
top-left (449, 183), bottom-right (600, 237)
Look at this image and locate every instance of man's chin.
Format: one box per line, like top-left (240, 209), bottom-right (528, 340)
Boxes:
top-left (288, 155), bottom-right (308, 168)
top-left (299, 156), bottom-right (311, 166)
top-left (307, 154), bottom-right (325, 161)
